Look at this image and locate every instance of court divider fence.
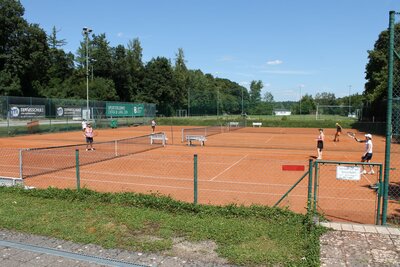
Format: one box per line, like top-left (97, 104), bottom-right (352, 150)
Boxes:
top-left (0, 146), bottom-right (393, 225)
top-left (0, 96), bottom-right (156, 137)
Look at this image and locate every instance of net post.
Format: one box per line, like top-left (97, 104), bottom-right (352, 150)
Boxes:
top-left (194, 154), bottom-right (198, 204)
top-left (75, 149), bottom-right (80, 190)
top-left (307, 159), bottom-right (313, 214)
top-left (19, 149), bottom-right (23, 179)
top-left (115, 140), bottom-right (118, 156)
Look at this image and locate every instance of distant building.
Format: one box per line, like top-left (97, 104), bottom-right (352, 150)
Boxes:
top-left (274, 109), bottom-right (291, 116)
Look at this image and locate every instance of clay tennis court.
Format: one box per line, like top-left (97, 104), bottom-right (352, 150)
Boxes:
top-left (0, 125), bottom-right (399, 225)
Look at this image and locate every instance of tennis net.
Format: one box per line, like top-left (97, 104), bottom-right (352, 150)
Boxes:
top-left (21, 133), bottom-right (165, 178)
top-left (181, 125), bottom-right (226, 142)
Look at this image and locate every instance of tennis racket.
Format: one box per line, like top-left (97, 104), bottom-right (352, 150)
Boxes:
top-left (347, 132), bottom-right (356, 139)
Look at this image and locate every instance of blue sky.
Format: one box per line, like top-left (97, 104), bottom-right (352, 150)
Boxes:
top-left (20, 0), bottom-right (398, 101)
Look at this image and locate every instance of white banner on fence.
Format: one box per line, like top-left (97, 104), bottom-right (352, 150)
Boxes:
top-left (336, 165), bottom-right (361, 181)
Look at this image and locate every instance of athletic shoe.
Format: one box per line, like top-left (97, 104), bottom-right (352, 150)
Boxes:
top-left (91, 148), bottom-right (95, 151)
top-left (86, 149), bottom-right (88, 151)
top-left (361, 170), bottom-right (367, 175)
top-left (368, 170), bottom-right (375, 175)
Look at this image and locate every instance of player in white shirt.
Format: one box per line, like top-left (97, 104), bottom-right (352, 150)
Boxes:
top-left (355, 133), bottom-right (374, 174)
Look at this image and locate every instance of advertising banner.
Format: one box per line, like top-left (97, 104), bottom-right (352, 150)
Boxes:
top-left (106, 103), bottom-right (145, 117)
top-left (56, 106), bottom-right (82, 118)
top-left (9, 105), bottom-right (45, 119)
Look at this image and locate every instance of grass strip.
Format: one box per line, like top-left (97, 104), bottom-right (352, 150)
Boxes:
top-left (0, 186), bottom-right (326, 266)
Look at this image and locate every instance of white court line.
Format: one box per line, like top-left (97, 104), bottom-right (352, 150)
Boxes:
top-left (264, 136), bottom-right (273, 144)
top-left (30, 175), bottom-right (308, 197)
top-left (210, 154), bottom-right (248, 181)
top-left (41, 169), bottom-right (304, 187)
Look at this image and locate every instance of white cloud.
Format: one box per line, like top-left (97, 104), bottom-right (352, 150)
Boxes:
top-left (260, 70), bottom-right (315, 75)
top-left (267, 59), bottom-right (283, 65)
top-left (218, 55), bottom-right (235, 62)
top-left (239, 81), bottom-right (250, 87)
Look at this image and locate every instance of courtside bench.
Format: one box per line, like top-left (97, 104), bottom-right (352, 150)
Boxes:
top-left (150, 132), bottom-right (168, 146)
top-left (186, 135), bottom-right (207, 146)
top-left (252, 122), bottom-right (262, 127)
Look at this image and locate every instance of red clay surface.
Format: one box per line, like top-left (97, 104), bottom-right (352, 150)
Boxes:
top-left (0, 125), bottom-right (399, 225)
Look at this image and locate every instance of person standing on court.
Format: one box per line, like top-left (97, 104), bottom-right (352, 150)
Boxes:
top-left (333, 122), bottom-right (342, 142)
top-left (316, 128), bottom-right (324, 159)
top-left (355, 133), bottom-right (374, 174)
top-left (151, 119), bottom-right (156, 133)
top-left (83, 123), bottom-right (95, 151)
top-left (81, 119), bottom-right (87, 132)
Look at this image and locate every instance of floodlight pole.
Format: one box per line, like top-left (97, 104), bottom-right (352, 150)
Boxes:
top-left (188, 87), bottom-right (190, 117)
top-left (299, 86), bottom-right (302, 115)
top-left (83, 27), bottom-right (92, 120)
top-left (348, 85), bottom-right (352, 115)
top-left (241, 87), bottom-right (244, 115)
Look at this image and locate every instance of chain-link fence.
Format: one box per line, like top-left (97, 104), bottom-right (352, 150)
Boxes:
top-left (386, 11), bottom-right (400, 226)
top-left (314, 161), bottom-right (383, 225)
top-left (0, 96), bottom-right (156, 136)
top-left (2, 138), bottom-right (397, 225)
top-left (0, 143), bottom-right (311, 214)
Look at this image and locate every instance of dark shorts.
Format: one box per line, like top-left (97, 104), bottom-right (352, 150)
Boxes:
top-left (317, 141), bottom-right (323, 149)
top-left (86, 137), bottom-right (93, 143)
top-left (362, 153), bottom-right (373, 161)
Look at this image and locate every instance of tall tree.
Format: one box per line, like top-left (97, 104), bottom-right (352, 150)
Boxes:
top-left (47, 26), bottom-right (66, 49)
top-left (90, 33), bottom-right (113, 79)
top-left (127, 38), bottom-right (144, 100)
top-left (141, 57), bottom-right (175, 116)
top-left (249, 80), bottom-right (263, 104)
top-left (314, 92), bottom-right (336, 105)
top-left (112, 45), bottom-right (131, 101)
top-left (173, 48), bottom-right (189, 111)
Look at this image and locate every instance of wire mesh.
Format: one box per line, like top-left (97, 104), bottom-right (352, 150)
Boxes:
top-left (315, 161), bottom-right (382, 224)
top-left (181, 126), bottom-right (226, 142)
top-left (389, 13), bottom-right (400, 225)
top-left (21, 133), bottom-right (165, 178)
top-left (22, 151), bottom-right (310, 213)
top-left (0, 148), bottom-right (21, 179)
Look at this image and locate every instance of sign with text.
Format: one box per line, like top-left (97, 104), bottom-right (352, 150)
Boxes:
top-left (106, 103), bottom-right (144, 117)
top-left (56, 106), bottom-right (82, 118)
top-left (336, 165), bottom-right (361, 181)
top-left (9, 105), bottom-right (45, 119)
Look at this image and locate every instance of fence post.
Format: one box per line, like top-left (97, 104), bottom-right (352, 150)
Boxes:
top-left (313, 161), bottom-right (319, 212)
top-left (307, 159), bottom-right (313, 213)
top-left (382, 11), bottom-right (396, 226)
top-left (376, 165), bottom-right (383, 225)
top-left (75, 149), bottom-right (80, 190)
top-left (194, 154), bottom-right (198, 204)
top-left (19, 149), bottom-right (23, 179)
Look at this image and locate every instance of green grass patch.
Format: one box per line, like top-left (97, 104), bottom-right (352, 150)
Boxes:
top-left (158, 115), bottom-right (357, 129)
top-left (0, 187), bottom-right (325, 266)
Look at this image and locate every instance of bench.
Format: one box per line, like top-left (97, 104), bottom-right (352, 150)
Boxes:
top-left (228, 122), bottom-right (239, 127)
top-left (150, 132), bottom-right (168, 146)
top-left (27, 120), bottom-right (39, 133)
top-left (252, 122), bottom-right (262, 127)
top-left (186, 135), bottom-right (207, 146)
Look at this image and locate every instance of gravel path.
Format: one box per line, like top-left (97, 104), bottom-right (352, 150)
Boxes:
top-left (1, 225), bottom-right (399, 267)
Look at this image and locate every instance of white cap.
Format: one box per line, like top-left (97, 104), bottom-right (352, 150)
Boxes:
top-left (365, 134), bottom-right (372, 139)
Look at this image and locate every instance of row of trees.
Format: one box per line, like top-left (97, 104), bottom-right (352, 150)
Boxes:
top-left (0, 0), bottom-right (394, 119)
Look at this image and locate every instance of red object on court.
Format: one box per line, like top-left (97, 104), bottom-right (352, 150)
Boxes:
top-left (282, 165), bottom-right (305, 171)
